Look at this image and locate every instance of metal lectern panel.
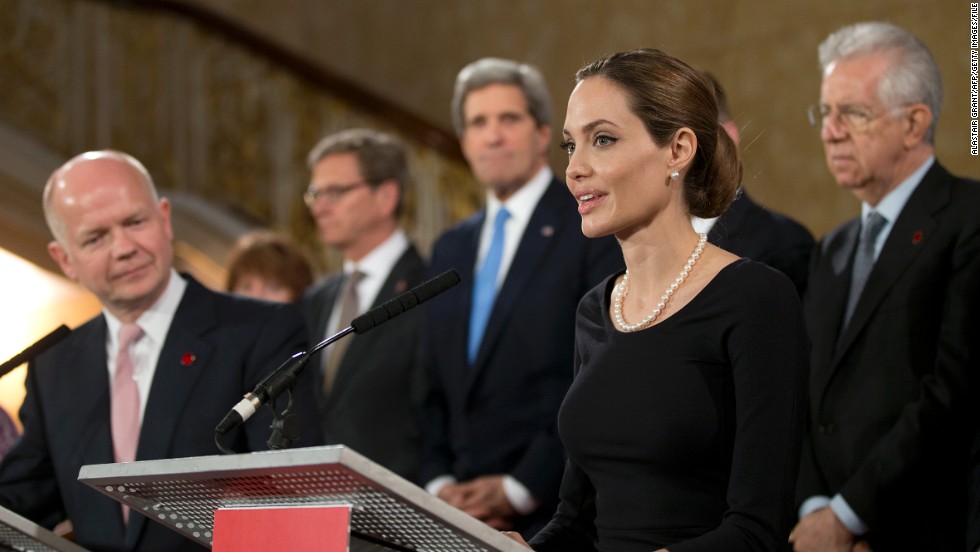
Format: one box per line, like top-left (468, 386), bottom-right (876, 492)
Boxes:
top-left (0, 506), bottom-right (90, 552)
top-left (77, 446), bottom-right (527, 552)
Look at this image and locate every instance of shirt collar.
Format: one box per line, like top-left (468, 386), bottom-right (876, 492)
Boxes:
top-left (862, 156), bottom-right (934, 223)
top-left (105, 269), bottom-right (187, 348)
top-left (484, 166), bottom-right (552, 227)
top-left (342, 228), bottom-right (409, 280)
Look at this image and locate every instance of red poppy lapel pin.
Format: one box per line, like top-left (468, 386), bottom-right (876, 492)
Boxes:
top-left (540, 225), bottom-right (555, 237)
top-left (180, 352), bottom-right (197, 367)
top-left (394, 280), bottom-right (408, 293)
top-left (912, 230), bottom-right (923, 245)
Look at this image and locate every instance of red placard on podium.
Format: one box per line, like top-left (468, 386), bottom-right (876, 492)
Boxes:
top-left (212, 504), bottom-right (351, 551)
top-left (78, 445), bottom-right (528, 551)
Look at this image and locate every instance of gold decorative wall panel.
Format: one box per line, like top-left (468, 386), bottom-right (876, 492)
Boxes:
top-left (0, 0), bottom-right (480, 276)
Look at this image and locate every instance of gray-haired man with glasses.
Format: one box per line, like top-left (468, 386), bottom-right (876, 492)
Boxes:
top-left (791, 22), bottom-right (980, 552)
top-left (301, 128), bottom-right (428, 481)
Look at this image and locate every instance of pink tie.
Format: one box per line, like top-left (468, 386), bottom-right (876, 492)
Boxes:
top-left (112, 323), bottom-right (143, 524)
top-left (112, 323), bottom-right (143, 464)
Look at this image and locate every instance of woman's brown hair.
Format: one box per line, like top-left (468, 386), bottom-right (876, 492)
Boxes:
top-left (576, 48), bottom-right (741, 218)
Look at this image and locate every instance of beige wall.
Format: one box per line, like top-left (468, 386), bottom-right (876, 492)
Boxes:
top-left (196, 0), bottom-right (979, 238)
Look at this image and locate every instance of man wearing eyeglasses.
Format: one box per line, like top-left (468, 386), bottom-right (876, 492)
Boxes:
top-left (790, 22), bottom-right (980, 552)
top-left (301, 128), bottom-right (427, 481)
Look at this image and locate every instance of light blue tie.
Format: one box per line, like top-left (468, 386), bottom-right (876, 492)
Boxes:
top-left (468, 207), bottom-right (510, 364)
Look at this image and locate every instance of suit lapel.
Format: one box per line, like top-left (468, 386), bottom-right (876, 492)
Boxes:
top-left (455, 213), bottom-right (483, 363)
top-left (832, 168), bottom-right (948, 364)
top-left (369, 245), bottom-right (425, 306)
top-left (326, 246), bottom-right (423, 404)
top-left (129, 278), bottom-right (216, 539)
top-left (55, 318), bottom-right (132, 540)
top-left (68, 319), bottom-right (118, 470)
top-left (468, 180), bottom-right (565, 383)
top-left (809, 220), bottom-right (859, 399)
top-left (827, 221), bottom-right (861, 344)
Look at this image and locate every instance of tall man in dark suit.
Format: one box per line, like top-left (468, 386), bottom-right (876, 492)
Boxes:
top-left (301, 128), bottom-right (427, 480)
top-left (694, 72), bottom-right (815, 295)
top-left (789, 22), bottom-right (980, 552)
top-left (0, 150), bottom-right (322, 551)
top-left (419, 58), bottom-right (622, 537)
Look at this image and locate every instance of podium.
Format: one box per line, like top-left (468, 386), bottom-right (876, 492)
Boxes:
top-left (77, 445), bottom-right (528, 551)
top-left (0, 506), bottom-right (90, 552)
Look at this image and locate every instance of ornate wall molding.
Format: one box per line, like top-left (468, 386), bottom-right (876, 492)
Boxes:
top-left (0, 0), bottom-right (481, 279)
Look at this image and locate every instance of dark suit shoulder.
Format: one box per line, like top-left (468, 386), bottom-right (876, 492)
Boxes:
top-left (716, 193), bottom-right (814, 254)
top-left (432, 212), bottom-right (482, 256)
top-left (745, 198), bottom-right (813, 243)
top-left (31, 313), bottom-right (106, 374)
top-left (303, 272), bottom-right (344, 307)
top-left (815, 214), bottom-right (860, 257)
top-left (183, 276), bottom-right (305, 328)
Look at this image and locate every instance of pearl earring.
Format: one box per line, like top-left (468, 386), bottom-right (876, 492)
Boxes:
top-left (670, 170), bottom-right (680, 180)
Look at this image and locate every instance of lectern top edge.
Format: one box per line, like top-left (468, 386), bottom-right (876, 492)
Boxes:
top-left (77, 445), bottom-right (529, 552)
top-left (0, 505), bottom-right (91, 552)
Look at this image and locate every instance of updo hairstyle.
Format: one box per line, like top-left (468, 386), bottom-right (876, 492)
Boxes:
top-left (575, 48), bottom-right (741, 218)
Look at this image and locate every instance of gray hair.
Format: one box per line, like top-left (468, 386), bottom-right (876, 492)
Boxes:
top-left (818, 21), bottom-right (943, 143)
top-left (450, 57), bottom-right (552, 137)
top-left (307, 127), bottom-right (408, 216)
top-left (43, 150), bottom-right (158, 243)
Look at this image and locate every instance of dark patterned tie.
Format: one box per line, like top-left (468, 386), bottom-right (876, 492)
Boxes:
top-left (844, 211), bottom-right (887, 326)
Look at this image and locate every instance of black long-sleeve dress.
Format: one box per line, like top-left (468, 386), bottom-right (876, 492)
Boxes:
top-left (530, 258), bottom-right (809, 551)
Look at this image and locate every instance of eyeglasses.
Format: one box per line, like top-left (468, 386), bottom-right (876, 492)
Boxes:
top-left (303, 181), bottom-right (370, 207)
top-left (806, 102), bottom-right (910, 133)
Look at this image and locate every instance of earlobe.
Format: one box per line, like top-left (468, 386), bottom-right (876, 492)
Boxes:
top-left (378, 180), bottom-right (400, 217)
top-left (537, 124), bottom-right (553, 155)
top-left (670, 127), bottom-right (697, 170)
top-left (159, 198), bottom-right (174, 242)
top-left (904, 105), bottom-right (932, 147)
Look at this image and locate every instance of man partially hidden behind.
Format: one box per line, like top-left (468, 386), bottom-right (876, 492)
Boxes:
top-left (0, 150), bottom-right (321, 551)
top-left (790, 22), bottom-right (980, 552)
top-left (694, 71), bottom-right (815, 296)
top-left (301, 128), bottom-right (427, 480)
top-left (419, 58), bottom-right (623, 537)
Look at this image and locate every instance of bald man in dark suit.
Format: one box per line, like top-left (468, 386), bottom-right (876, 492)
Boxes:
top-left (0, 150), bottom-right (321, 552)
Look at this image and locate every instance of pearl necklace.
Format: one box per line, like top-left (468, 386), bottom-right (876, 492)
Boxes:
top-left (613, 233), bottom-right (708, 332)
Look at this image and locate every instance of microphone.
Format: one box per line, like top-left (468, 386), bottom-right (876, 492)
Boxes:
top-left (215, 269), bottom-right (460, 436)
top-left (214, 350), bottom-right (310, 436)
top-left (351, 268), bottom-right (460, 333)
top-left (0, 325), bottom-right (72, 379)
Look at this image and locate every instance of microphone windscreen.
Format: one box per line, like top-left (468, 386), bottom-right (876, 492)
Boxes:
top-left (351, 269), bottom-right (460, 334)
top-left (0, 324), bottom-right (72, 375)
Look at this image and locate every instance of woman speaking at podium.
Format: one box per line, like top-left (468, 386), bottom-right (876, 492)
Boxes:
top-left (508, 48), bottom-right (809, 552)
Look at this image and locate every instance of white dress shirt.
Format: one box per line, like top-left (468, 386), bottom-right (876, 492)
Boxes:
top-left (321, 229), bottom-right (410, 364)
top-left (104, 269), bottom-right (187, 423)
